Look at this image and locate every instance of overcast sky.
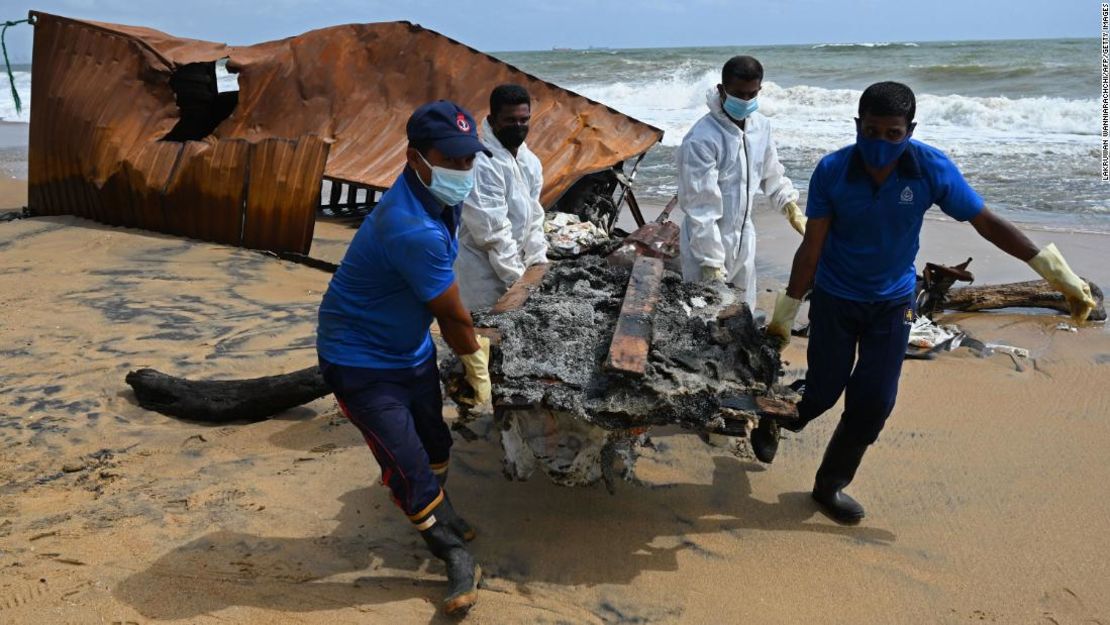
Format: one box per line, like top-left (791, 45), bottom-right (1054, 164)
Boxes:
top-left (0, 0), bottom-right (1099, 62)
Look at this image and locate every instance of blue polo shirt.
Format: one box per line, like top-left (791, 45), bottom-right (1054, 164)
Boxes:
top-left (805, 140), bottom-right (984, 302)
top-left (316, 168), bottom-right (461, 369)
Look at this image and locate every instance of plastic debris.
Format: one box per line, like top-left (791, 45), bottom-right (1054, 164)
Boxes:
top-left (544, 212), bottom-right (610, 258)
top-left (982, 343), bottom-right (1031, 359)
top-left (908, 316), bottom-right (960, 349)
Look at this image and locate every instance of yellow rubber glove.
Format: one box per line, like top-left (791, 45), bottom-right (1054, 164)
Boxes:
top-left (766, 291), bottom-right (802, 351)
top-left (700, 266), bottom-right (725, 283)
top-left (459, 335), bottom-right (492, 405)
top-left (1027, 243), bottom-right (1096, 324)
top-left (783, 201), bottom-right (806, 236)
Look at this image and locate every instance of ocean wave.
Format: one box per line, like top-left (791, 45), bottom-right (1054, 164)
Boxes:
top-left (568, 74), bottom-right (1098, 153)
top-left (0, 71), bottom-right (31, 122)
top-left (3, 65), bottom-right (1099, 156)
top-left (909, 63), bottom-right (1040, 81)
top-left (812, 42), bottom-right (919, 49)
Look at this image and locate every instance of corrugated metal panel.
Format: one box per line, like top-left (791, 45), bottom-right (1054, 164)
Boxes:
top-left (26, 12), bottom-right (662, 253)
top-left (101, 141), bottom-right (184, 232)
top-left (28, 14), bottom-right (179, 222)
top-left (217, 21), bottom-right (664, 207)
top-left (242, 136), bottom-right (329, 254)
top-left (162, 140), bottom-right (249, 245)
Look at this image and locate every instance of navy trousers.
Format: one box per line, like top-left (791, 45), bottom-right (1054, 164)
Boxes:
top-left (319, 354), bottom-right (451, 528)
top-left (797, 287), bottom-right (915, 446)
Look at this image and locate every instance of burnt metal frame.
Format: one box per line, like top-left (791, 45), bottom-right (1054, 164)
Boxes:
top-left (318, 177), bottom-right (382, 218)
top-left (317, 148), bottom-right (652, 230)
top-left (609, 151), bottom-right (648, 232)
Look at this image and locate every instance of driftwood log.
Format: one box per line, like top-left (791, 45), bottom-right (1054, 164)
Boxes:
top-left (125, 366), bottom-right (329, 422)
top-left (942, 279), bottom-right (1105, 321)
top-left (124, 271), bottom-right (1103, 423)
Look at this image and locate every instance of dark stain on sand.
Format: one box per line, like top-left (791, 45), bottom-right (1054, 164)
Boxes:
top-left (0, 222), bottom-right (69, 250)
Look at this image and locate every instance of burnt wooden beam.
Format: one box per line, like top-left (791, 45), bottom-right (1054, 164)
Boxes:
top-left (624, 188), bottom-right (646, 228)
top-left (755, 396), bottom-right (799, 421)
top-left (490, 263), bottom-right (549, 314)
top-left (607, 195), bottom-right (680, 268)
top-left (605, 256), bottom-right (664, 375)
top-left (656, 194), bottom-right (678, 224)
top-left (719, 394), bottom-right (799, 422)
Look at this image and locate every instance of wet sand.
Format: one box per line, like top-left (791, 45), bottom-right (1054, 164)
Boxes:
top-left (1, 180), bottom-right (1108, 624)
top-left (0, 178), bottom-right (25, 210)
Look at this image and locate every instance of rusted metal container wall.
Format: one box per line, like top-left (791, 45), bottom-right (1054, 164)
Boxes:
top-left (27, 14), bottom-right (327, 254)
top-left (26, 13), bottom-right (661, 253)
top-left (28, 16), bottom-right (182, 226)
top-left (241, 137), bottom-right (329, 251)
top-left (218, 21), bottom-right (664, 207)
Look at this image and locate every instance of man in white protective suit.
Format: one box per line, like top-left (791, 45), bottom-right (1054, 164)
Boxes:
top-left (455, 84), bottom-right (548, 310)
top-left (678, 55), bottom-right (806, 311)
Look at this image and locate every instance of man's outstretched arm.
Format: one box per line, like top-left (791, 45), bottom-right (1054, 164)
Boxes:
top-left (968, 206), bottom-right (1037, 261)
top-left (970, 207), bottom-right (1095, 323)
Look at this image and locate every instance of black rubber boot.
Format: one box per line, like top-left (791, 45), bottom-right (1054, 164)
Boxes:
top-left (811, 422), bottom-right (869, 525)
top-left (421, 503), bottom-right (481, 616)
top-left (435, 471), bottom-right (476, 542)
top-left (750, 418), bottom-right (780, 463)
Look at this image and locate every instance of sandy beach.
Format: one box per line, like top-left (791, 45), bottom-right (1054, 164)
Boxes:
top-left (1, 170), bottom-right (1108, 625)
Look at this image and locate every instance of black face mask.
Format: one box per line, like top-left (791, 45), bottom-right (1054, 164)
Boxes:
top-left (494, 124), bottom-right (529, 150)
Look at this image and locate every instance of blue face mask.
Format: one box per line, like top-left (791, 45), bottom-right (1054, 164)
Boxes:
top-left (855, 131), bottom-right (912, 170)
top-left (722, 93), bottom-right (759, 120)
top-left (418, 152), bottom-right (475, 206)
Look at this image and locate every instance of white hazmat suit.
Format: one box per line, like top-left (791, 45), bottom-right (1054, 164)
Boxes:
top-left (678, 90), bottom-right (799, 310)
top-left (455, 118), bottom-right (548, 311)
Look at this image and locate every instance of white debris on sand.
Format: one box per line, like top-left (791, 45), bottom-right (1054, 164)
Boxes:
top-left (544, 212), bottom-right (610, 258)
top-left (909, 316), bottom-right (960, 349)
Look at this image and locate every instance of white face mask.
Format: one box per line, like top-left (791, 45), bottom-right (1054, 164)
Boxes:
top-left (418, 152), bottom-right (474, 206)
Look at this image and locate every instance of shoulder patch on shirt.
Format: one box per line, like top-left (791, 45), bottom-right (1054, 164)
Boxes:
top-left (900, 186), bottom-right (914, 204)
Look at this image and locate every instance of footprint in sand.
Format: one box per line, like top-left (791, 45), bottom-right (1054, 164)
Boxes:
top-left (0, 578), bottom-right (92, 613)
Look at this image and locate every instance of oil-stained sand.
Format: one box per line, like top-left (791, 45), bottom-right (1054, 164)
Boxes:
top-left (1, 201), bottom-right (1108, 624)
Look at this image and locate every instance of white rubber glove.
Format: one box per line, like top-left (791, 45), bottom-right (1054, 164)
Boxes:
top-left (459, 335), bottom-right (492, 405)
top-left (1027, 243), bottom-right (1096, 324)
top-left (767, 292), bottom-right (802, 351)
top-left (783, 201), bottom-right (806, 236)
top-left (700, 266), bottom-right (725, 283)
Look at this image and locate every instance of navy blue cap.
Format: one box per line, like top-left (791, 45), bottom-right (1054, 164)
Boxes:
top-left (406, 100), bottom-right (492, 158)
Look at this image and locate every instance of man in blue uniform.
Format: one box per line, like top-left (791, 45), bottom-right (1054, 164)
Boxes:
top-left (761, 82), bottom-right (1096, 525)
top-left (316, 100), bottom-right (494, 615)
